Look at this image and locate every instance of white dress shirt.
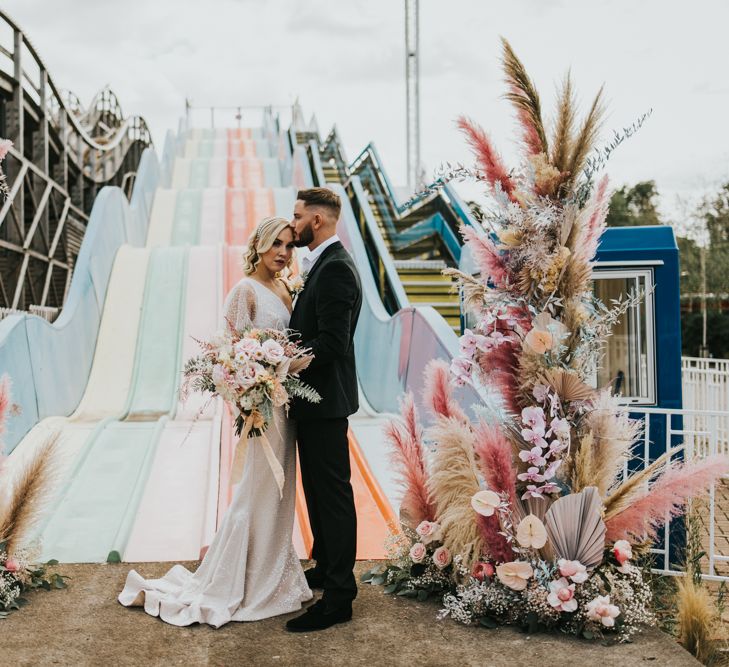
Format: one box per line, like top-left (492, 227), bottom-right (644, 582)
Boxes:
top-left (301, 235), bottom-right (340, 275)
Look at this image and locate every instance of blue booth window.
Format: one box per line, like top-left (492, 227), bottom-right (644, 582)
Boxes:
top-left (592, 268), bottom-right (657, 405)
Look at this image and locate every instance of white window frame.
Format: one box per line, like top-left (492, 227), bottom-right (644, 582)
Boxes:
top-left (591, 266), bottom-right (657, 406)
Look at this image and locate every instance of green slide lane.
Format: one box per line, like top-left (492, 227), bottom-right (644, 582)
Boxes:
top-left (188, 158), bottom-right (210, 188)
top-left (40, 419), bottom-right (166, 563)
top-left (171, 189), bottom-right (202, 246)
top-left (126, 246), bottom-right (188, 419)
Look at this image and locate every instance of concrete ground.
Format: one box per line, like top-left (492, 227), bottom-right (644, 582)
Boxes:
top-left (1, 561), bottom-right (699, 667)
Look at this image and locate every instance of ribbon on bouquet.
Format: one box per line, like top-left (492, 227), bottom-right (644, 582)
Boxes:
top-left (233, 413), bottom-right (285, 500)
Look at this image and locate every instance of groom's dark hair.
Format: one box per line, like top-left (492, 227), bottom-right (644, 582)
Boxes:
top-left (297, 187), bottom-right (341, 220)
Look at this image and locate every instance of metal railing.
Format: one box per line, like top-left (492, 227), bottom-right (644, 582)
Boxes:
top-left (0, 9), bottom-right (152, 311)
top-left (683, 356), bottom-right (729, 413)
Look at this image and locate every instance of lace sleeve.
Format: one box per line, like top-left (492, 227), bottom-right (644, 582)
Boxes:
top-left (223, 281), bottom-right (257, 331)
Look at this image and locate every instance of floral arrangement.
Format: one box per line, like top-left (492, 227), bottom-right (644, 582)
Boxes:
top-left (181, 322), bottom-right (320, 496)
top-left (365, 40), bottom-right (729, 642)
top-left (284, 274), bottom-right (306, 299)
top-left (0, 375), bottom-right (67, 618)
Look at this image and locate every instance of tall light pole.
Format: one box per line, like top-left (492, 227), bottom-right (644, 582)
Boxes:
top-left (405, 0), bottom-right (421, 192)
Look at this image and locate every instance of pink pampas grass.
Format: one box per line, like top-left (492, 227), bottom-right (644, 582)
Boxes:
top-left (578, 174), bottom-right (610, 262)
top-left (461, 225), bottom-right (509, 287)
top-left (605, 454), bottom-right (729, 543)
top-left (424, 359), bottom-right (469, 423)
top-left (385, 393), bottom-right (435, 526)
top-left (478, 514), bottom-right (514, 563)
top-left (476, 340), bottom-right (521, 416)
top-left (473, 420), bottom-right (517, 505)
top-left (456, 116), bottom-right (517, 201)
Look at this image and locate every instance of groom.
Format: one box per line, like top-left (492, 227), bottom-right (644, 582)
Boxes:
top-left (286, 187), bottom-right (362, 632)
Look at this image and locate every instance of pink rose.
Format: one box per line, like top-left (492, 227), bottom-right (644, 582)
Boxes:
top-left (432, 546), bottom-right (451, 570)
top-left (409, 542), bottom-right (426, 564)
top-left (415, 520), bottom-right (442, 545)
top-left (471, 561), bottom-right (495, 582)
top-left (235, 338), bottom-right (261, 359)
top-left (261, 339), bottom-right (285, 364)
top-left (613, 539), bottom-right (633, 572)
top-left (4, 558), bottom-right (19, 573)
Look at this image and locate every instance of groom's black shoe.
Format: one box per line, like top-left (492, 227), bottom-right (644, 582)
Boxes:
top-left (304, 568), bottom-right (326, 590)
top-left (285, 600), bottom-right (352, 632)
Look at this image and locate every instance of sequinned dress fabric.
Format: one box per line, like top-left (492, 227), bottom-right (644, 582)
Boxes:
top-left (118, 278), bottom-right (312, 627)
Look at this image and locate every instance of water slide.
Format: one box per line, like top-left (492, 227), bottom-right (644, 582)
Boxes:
top-left (5, 121), bottom-right (400, 563)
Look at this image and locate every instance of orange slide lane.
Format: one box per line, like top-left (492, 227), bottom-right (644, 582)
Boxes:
top-left (294, 430), bottom-right (399, 560)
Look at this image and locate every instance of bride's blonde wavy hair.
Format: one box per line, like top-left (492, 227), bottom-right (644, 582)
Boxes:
top-left (242, 216), bottom-right (293, 275)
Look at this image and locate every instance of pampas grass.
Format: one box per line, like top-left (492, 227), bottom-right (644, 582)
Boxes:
top-left (570, 392), bottom-right (641, 496)
top-left (550, 72), bottom-right (576, 173)
top-left (605, 454), bottom-right (729, 542)
top-left (676, 576), bottom-right (722, 665)
top-left (473, 420), bottom-right (516, 504)
top-left (460, 225), bottom-right (509, 288)
top-left (0, 432), bottom-right (61, 556)
top-left (385, 393), bottom-right (435, 527)
top-left (426, 416), bottom-right (484, 567)
top-left (424, 360), bottom-right (469, 423)
top-left (564, 86), bottom-right (605, 190)
top-left (501, 37), bottom-right (548, 157)
top-left (456, 116), bottom-right (516, 201)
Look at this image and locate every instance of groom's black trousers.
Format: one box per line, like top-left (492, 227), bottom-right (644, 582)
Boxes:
top-left (297, 417), bottom-right (357, 604)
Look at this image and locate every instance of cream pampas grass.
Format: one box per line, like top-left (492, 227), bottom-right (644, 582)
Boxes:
top-left (0, 432), bottom-right (61, 556)
top-left (676, 576), bottom-right (722, 665)
top-left (426, 416), bottom-right (483, 567)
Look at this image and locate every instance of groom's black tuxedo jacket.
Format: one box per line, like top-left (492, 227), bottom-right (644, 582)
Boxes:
top-left (289, 241), bottom-right (362, 420)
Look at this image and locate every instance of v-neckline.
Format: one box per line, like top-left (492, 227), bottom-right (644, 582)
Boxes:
top-left (248, 278), bottom-right (292, 315)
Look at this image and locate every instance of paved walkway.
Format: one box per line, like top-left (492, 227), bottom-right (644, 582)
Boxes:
top-left (2, 561), bottom-right (698, 667)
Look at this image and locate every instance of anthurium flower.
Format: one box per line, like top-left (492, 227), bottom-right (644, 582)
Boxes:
top-left (496, 561), bottom-right (533, 591)
top-left (471, 489), bottom-right (501, 517)
top-left (516, 514), bottom-right (548, 549)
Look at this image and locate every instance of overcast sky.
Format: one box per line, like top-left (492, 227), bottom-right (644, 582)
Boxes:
top-left (3, 0), bottom-right (728, 223)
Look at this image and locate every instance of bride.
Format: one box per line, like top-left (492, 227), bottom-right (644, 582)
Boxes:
top-left (118, 216), bottom-right (313, 627)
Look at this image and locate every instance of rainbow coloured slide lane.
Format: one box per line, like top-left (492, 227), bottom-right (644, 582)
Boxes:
top-left (7, 124), bottom-right (397, 563)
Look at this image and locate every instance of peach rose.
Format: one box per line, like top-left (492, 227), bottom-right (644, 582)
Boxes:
top-left (432, 546), bottom-right (452, 570)
top-left (415, 520), bottom-right (442, 545)
top-left (409, 542), bottom-right (427, 564)
top-left (524, 328), bottom-right (553, 355)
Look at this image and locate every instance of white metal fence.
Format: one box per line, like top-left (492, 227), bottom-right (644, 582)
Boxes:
top-left (630, 406), bottom-right (729, 581)
top-left (683, 356), bottom-right (729, 413)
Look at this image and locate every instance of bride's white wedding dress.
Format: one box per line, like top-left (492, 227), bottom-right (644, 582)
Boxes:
top-left (118, 278), bottom-right (312, 627)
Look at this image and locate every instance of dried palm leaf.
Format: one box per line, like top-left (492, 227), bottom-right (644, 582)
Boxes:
top-left (540, 368), bottom-right (595, 403)
top-left (501, 38), bottom-right (548, 156)
top-left (0, 432), bottom-right (61, 556)
top-left (544, 486), bottom-right (605, 569)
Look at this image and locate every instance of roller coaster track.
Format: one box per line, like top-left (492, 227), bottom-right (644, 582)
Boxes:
top-left (0, 10), bottom-right (152, 314)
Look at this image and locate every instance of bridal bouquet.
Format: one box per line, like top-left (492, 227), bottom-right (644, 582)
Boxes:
top-left (182, 323), bottom-right (320, 497)
top-left (365, 40), bottom-right (729, 642)
top-left (181, 323), bottom-right (320, 439)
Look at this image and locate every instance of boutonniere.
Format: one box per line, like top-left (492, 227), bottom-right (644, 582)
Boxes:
top-left (286, 273), bottom-right (307, 299)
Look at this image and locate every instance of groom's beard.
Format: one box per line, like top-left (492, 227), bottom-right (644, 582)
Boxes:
top-left (293, 223), bottom-right (314, 248)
